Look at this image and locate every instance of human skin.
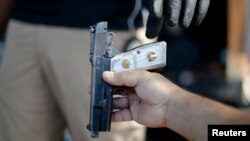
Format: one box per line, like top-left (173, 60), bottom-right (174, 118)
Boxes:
top-left (102, 70), bottom-right (250, 141)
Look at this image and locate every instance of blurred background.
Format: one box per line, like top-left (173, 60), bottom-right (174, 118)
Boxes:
top-left (147, 0), bottom-right (250, 140)
top-left (1, 0), bottom-right (250, 141)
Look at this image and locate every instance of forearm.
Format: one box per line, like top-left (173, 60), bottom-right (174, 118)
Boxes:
top-left (166, 88), bottom-right (250, 141)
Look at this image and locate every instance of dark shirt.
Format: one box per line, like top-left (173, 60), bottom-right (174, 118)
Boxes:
top-left (11, 0), bottom-right (143, 30)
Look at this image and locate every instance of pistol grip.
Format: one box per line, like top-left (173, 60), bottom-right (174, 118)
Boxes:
top-left (111, 41), bottom-right (166, 72)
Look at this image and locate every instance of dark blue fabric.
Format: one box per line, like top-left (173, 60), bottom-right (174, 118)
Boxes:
top-left (11, 0), bottom-right (143, 30)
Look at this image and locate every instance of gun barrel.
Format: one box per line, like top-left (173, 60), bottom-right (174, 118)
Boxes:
top-left (88, 21), bottom-right (113, 138)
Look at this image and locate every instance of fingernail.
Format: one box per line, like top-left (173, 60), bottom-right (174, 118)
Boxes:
top-left (104, 71), bottom-right (114, 80)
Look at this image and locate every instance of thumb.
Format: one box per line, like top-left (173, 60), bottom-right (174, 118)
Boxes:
top-left (102, 71), bottom-right (150, 87)
top-left (146, 0), bottom-right (164, 38)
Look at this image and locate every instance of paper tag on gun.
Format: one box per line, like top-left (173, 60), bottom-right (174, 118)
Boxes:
top-left (111, 41), bottom-right (167, 72)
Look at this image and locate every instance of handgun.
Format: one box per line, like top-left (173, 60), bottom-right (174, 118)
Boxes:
top-left (87, 21), bottom-right (167, 138)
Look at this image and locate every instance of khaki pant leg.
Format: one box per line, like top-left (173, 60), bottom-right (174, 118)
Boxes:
top-left (0, 20), bottom-right (65, 141)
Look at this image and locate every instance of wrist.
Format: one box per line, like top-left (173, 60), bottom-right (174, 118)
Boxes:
top-left (163, 84), bottom-right (198, 129)
top-left (162, 82), bottom-right (187, 128)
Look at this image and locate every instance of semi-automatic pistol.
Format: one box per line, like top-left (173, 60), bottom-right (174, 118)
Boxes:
top-left (87, 21), bottom-right (167, 138)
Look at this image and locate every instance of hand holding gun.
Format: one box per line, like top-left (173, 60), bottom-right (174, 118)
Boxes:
top-left (87, 21), bottom-right (167, 138)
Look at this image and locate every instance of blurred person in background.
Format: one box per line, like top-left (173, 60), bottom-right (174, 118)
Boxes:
top-left (0, 0), bottom-right (209, 141)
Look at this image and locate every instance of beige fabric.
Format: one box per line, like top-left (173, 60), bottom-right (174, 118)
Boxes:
top-left (0, 20), bottom-right (145, 141)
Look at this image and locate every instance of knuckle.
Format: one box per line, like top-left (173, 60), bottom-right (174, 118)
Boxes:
top-left (120, 71), bottom-right (130, 81)
top-left (151, 72), bottom-right (162, 81)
